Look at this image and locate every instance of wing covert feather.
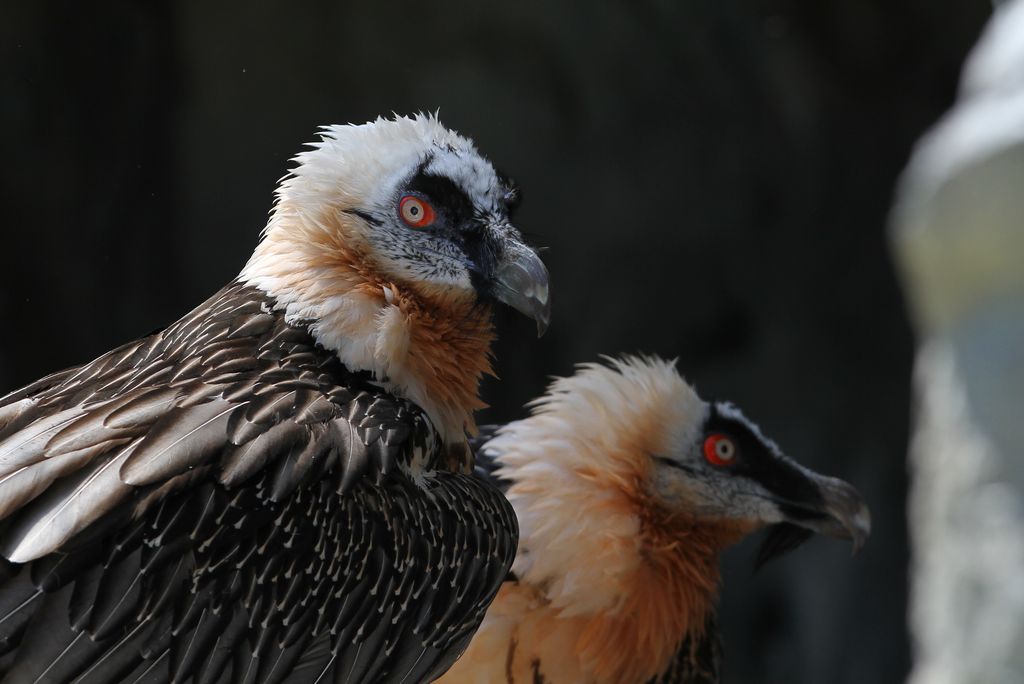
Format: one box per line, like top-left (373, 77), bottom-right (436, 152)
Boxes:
top-left (0, 282), bottom-right (517, 683)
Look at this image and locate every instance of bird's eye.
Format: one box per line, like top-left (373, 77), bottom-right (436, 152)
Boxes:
top-left (704, 434), bottom-right (737, 466)
top-left (399, 195), bottom-right (436, 228)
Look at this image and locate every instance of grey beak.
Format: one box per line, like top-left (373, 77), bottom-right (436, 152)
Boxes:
top-left (491, 244), bottom-right (551, 337)
top-left (756, 469), bottom-right (871, 568)
top-left (808, 474), bottom-right (872, 555)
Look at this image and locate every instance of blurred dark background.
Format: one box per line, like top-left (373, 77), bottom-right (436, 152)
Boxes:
top-left (0, 1), bottom-right (993, 682)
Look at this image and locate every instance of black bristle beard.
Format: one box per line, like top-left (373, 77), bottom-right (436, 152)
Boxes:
top-left (754, 523), bottom-right (814, 570)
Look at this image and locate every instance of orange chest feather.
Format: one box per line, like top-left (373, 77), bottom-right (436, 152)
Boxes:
top-left (322, 232), bottom-right (495, 433)
top-left (395, 285), bottom-right (495, 423)
top-left (245, 211), bottom-right (496, 452)
top-left (441, 510), bottom-right (751, 684)
top-left (360, 280), bottom-right (495, 442)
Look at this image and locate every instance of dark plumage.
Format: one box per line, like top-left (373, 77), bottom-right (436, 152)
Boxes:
top-left (0, 115), bottom-right (548, 683)
top-left (0, 283), bottom-right (516, 683)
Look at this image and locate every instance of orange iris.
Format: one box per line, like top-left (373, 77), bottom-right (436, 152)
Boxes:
top-left (399, 195), bottom-right (436, 228)
top-left (703, 434), bottom-right (737, 466)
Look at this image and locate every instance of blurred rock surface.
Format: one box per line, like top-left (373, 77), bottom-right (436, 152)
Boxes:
top-left (893, 2), bottom-right (1024, 682)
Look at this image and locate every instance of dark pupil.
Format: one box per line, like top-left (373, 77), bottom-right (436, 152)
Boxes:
top-left (410, 206), bottom-right (419, 216)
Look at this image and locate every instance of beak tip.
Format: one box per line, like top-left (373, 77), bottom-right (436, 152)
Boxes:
top-left (535, 301), bottom-right (552, 338)
top-left (491, 245), bottom-right (552, 335)
top-left (789, 473), bottom-right (871, 556)
top-left (827, 493), bottom-right (871, 555)
top-left (847, 503), bottom-right (872, 555)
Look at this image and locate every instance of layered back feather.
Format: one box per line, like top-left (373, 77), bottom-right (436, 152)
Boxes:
top-left (0, 281), bottom-right (517, 683)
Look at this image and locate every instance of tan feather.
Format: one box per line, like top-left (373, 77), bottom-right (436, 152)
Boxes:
top-left (120, 400), bottom-right (236, 487)
top-left (102, 386), bottom-right (181, 429)
top-left (0, 398), bottom-right (33, 434)
top-left (0, 440), bottom-right (124, 520)
top-left (3, 447), bottom-right (135, 563)
top-left (0, 406), bottom-right (88, 478)
top-left (219, 420), bottom-right (308, 488)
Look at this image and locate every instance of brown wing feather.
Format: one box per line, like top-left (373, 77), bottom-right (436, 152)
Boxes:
top-left (0, 281), bottom-right (517, 684)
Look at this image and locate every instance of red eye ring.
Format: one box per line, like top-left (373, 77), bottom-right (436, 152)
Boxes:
top-left (704, 434), bottom-right (737, 466)
top-left (399, 195), bottom-right (435, 228)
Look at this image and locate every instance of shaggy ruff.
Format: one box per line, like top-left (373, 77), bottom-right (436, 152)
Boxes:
top-left (240, 116), bottom-right (496, 457)
top-left (442, 357), bottom-right (754, 683)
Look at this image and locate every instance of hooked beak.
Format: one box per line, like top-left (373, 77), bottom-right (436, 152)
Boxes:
top-left (801, 474), bottom-right (872, 552)
top-left (490, 242), bottom-right (551, 337)
top-left (756, 470), bottom-right (871, 569)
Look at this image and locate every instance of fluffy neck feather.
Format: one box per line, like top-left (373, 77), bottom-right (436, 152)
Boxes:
top-left (489, 357), bottom-right (745, 682)
top-left (240, 206), bottom-right (494, 452)
top-left (574, 506), bottom-right (747, 683)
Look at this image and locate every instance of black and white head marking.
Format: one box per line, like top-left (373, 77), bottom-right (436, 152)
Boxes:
top-left (652, 399), bottom-right (870, 557)
top-left (243, 114), bottom-right (550, 345)
top-left (651, 400), bottom-right (799, 521)
top-left (351, 150), bottom-right (524, 297)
